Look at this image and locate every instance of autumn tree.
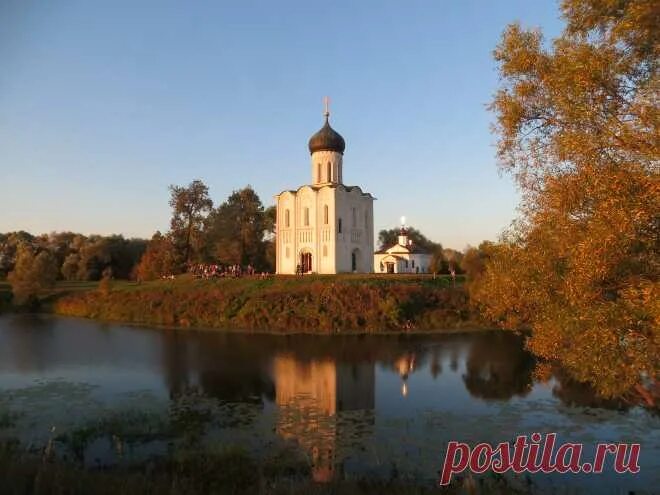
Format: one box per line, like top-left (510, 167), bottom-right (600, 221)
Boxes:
top-left (169, 180), bottom-right (213, 268)
top-left (0, 231), bottom-right (35, 277)
top-left (461, 242), bottom-right (494, 284)
top-left (135, 232), bottom-right (178, 281)
top-left (474, 0), bottom-right (659, 404)
top-left (7, 244), bottom-right (58, 305)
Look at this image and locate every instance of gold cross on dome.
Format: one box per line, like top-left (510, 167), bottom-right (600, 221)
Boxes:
top-left (323, 96), bottom-right (330, 117)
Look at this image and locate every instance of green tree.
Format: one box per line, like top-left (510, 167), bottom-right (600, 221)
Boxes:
top-left (205, 186), bottom-right (270, 269)
top-left (7, 244), bottom-right (58, 305)
top-left (169, 180), bottom-right (213, 268)
top-left (262, 205), bottom-right (277, 272)
top-left (475, 0), bottom-right (659, 404)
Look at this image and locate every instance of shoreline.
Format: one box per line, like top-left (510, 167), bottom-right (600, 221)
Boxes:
top-left (45, 275), bottom-right (485, 335)
top-left (29, 311), bottom-right (495, 336)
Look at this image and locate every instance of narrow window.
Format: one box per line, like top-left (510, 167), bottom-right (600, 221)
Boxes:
top-left (317, 163), bottom-right (321, 182)
top-left (324, 205), bottom-right (328, 224)
top-left (338, 218), bottom-right (342, 233)
top-left (304, 207), bottom-right (310, 226)
top-left (352, 207), bottom-right (357, 227)
top-left (285, 209), bottom-right (290, 228)
top-left (412, 260), bottom-right (415, 268)
top-left (327, 162), bottom-right (332, 182)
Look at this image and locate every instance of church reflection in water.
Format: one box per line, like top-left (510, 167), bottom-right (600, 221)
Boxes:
top-left (149, 329), bottom-right (633, 483)
top-left (273, 355), bottom-right (375, 482)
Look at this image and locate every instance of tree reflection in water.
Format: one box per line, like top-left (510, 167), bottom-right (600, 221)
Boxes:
top-left (462, 333), bottom-right (536, 400)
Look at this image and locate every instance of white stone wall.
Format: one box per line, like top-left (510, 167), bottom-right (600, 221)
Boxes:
top-left (334, 186), bottom-right (374, 273)
top-left (276, 184), bottom-right (374, 274)
top-left (373, 252), bottom-right (433, 274)
top-left (276, 192), bottom-right (297, 274)
top-left (310, 150), bottom-right (343, 185)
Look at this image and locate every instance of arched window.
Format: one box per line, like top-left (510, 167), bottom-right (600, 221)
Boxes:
top-left (304, 207), bottom-right (310, 226)
top-left (285, 209), bottom-right (290, 228)
top-left (338, 218), bottom-right (342, 233)
top-left (327, 162), bottom-right (332, 182)
top-left (317, 163), bottom-right (321, 182)
top-left (323, 205), bottom-right (328, 224)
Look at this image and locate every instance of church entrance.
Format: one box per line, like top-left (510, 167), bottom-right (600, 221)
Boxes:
top-left (299, 251), bottom-right (312, 274)
top-left (386, 262), bottom-right (395, 274)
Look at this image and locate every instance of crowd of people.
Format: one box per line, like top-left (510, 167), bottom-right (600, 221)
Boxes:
top-left (188, 263), bottom-right (268, 279)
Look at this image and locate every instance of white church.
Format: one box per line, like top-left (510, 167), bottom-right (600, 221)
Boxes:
top-left (373, 223), bottom-right (433, 274)
top-left (275, 104), bottom-right (375, 274)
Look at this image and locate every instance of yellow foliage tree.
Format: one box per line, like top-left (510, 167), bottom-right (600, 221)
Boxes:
top-left (474, 0), bottom-right (659, 405)
top-left (8, 244), bottom-right (59, 306)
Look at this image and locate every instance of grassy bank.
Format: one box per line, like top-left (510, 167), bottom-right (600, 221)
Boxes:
top-left (0, 440), bottom-right (533, 495)
top-left (52, 275), bottom-right (481, 333)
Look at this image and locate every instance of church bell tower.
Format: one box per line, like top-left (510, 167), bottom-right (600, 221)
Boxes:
top-left (308, 97), bottom-right (345, 185)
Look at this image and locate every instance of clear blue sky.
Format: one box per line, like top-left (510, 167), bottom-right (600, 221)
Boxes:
top-left (0, 1), bottom-right (564, 249)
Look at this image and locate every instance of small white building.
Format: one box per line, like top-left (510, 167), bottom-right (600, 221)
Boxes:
top-left (275, 104), bottom-right (375, 274)
top-left (373, 226), bottom-right (433, 274)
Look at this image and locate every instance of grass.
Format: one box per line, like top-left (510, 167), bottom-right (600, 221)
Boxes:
top-left (0, 439), bottom-right (532, 495)
top-left (51, 274), bottom-right (481, 333)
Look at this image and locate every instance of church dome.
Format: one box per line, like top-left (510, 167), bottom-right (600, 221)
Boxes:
top-left (308, 116), bottom-right (345, 154)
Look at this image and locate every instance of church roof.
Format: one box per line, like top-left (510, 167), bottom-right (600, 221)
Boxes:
top-left (308, 115), bottom-right (345, 154)
top-left (375, 243), bottom-right (431, 255)
top-left (275, 183), bottom-right (375, 199)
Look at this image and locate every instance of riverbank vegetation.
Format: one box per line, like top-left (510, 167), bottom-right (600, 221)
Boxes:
top-left (0, 440), bottom-right (533, 495)
top-left (53, 275), bottom-right (475, 333)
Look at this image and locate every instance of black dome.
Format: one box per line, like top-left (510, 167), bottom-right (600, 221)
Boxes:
top-left (308, 116), bottom-right (345, 154)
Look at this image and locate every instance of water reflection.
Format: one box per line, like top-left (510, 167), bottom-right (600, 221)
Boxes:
top-left (273, 356), bottom-right (375, 481)
top-left (161, 333), bottom-right (275, 404)
top-left (462, 333), bottom-right (535, 400)
top-left (0, 315), bottom-right (657, 491)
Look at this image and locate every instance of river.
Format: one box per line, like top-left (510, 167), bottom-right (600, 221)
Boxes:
top-left (0, 314), bottom-right (657, 493)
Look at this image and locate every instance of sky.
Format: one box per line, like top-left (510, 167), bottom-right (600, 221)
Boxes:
top-left (0, 1), bottom-right (564, 250)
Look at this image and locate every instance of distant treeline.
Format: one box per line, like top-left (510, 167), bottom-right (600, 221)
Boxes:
top-left (1, 181), bottom-right (468, 289)
top-left (0, 231), bottom-right (147, 281)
